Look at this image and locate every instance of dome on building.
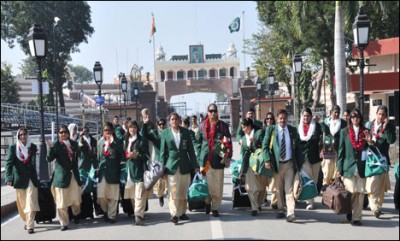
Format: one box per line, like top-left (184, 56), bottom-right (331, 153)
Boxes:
top-left (156, 44), bottom-right (166, 61)
top-left (226, 42), bottom-right (237, 58)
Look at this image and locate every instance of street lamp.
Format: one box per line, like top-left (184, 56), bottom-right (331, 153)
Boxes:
top-left (118, 72), bottom-right (123, 117)
top-left (80, 89), bottom-right (85, 126)
top-left (353, 7), bottom-right (370, 117)
top-left (28, 24), bottom-right (48, 181)
top-left (93, 61), bottom-right (104, 131)
top-left (133, 84), bottom-right (139, 121)
top-left (268, 68), bottom-right (275, 115)
top-left (293, 53), bottom-right (302, 124)
top-left (53, 16), bottom-right (61, 130)
top-left (256, 77), bottom-right (262, 120)
top-left (121, 73), bottom-right (128, 118)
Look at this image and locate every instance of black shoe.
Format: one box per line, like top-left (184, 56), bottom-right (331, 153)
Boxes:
top-left (28, 229), bottom-right (34, 234)
top-left (258, 207), bottom-right (262, 212)
top-left (271, 204), bottom-right (278, 210)
top-left (159, 197), bottom-right (164, 207)
top-left (374, 210), bottom-right (382, 219)
top-left (179, 214), bottom-right (189, 220)
top-left (346, 213), bottom-right (352, 222)
top-left (276, 212), bottom-right (285, 219)
top-left (352, 220), bottom-right (362, 226)
top-left (205, 204), bottom-right (211, 215)
top-left (171, 216), bottom-right (179, 224)
top-left (108, 218), bottom-right (116, 224)
top-left (60, 226), bottom-right (68, 231)
top-left (251, 210), bottom-right (258, 216)
top-left (73, 217), bottom-right (79, 224)
top-left (212, 210), bottom-right (220, 217)
top-left (286, 214), bottom-right (296, 223)
top-left (135, 216), bottom-right (143, 225)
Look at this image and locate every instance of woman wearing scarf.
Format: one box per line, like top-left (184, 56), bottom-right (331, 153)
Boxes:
top-left (364, 105), bottom-right (396, 219)
top-left (47, 124), bottom-right (82, 231)
top-left (97, 121), bottom-right (122, 224)
top-left (337, 108), bottom-right (372, 226)
top-left (198, 104), bottom-right (232, 217)
top-left (123, 120), bottom-right (149, 225)
top-left (298, 107), bottom-right (322, 210)
top-left (68, 123), bottom-right (79, 142)
top-left (5, 127), bottom-right (39, 234)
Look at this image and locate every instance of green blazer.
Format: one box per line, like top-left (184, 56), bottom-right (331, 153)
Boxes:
top-left (365, 120), bottom-right (396, 165)
top-left (98, 137), bottom-right (123, 184)
top-left (160, 127), bottom-right (198, 175)
top-left (337, 127), bottom-right (368, 178)
top-left (299, 122), bottom-right (323, 164)
top-left (321, 118), bottom-right (347, 152)
top-left (5, 143), bottom-right (39, 189)
top-left (47, 140), bottom-right (81, 188)
top-left (77, 135), bottom-right (98, 172)
top-left (141, 123), bottom-right (163, 161)
top-left (114, 124), bottom-right (126, 142)
top-left (262, 124), bottom-right (303, 173)
top-left (236, 119), bottom-right (263, 140)
top-left (240, 129), bottom-right (265, 174)
top-left (123, 134), bottom-right (149, 183)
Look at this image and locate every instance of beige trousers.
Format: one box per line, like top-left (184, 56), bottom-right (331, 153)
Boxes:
top-left (245, 168), bottom-right (269, 211)
top-left (167, 168), bottom-right (191, 217)
top-left (302, 160), bottom-right (321, 205)
top-left (205, 167), bottom-right (224, 211)
top-left (124, 182), bottom-right (148, 219)
top-left (97, 178), bottom-right (120, 220)
top-left (366, 172), bottom-right (390, 213)
top-left (342, 175), bottom-right (366, 221)
top-left (16, 180), bottom-right (40, 230)
top-left (321, 157), bottom-right (337, 185)
top-left (275, 161), bottom-right (296, 217)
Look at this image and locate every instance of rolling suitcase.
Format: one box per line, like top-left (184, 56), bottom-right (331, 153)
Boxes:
top-left (35, 181), bottom-right (56, 224)
top-left (68, 192), bottom-right (94, 220)
top-left (232, 184), bottom-right (251, 209)
top-left (188, 200), bottom-right (206, 212)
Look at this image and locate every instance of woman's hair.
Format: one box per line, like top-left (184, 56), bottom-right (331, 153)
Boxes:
top-left (301, 107), bottom-right (313, 116)
top-left (331, 105), bottom-right (341, 113)
top-left (207, 103), bottom-right (218, 112)
top-left (241, 118), bottom-right (254, 128)
top-left (104, 121), bottom-right (114, 132)
top-left (168, 112), bottom-right (180, 121)
top-left (264, 112), bottom-right (276, 125)
top-left (17, 127), bottom-right (29, 140)
top-left (58, 124), bottom-right (70, 135)
top-left (376, 105), bottom-right (388, 115)
top-left (348, 108), bottom-right (364, 127)
top-left (124, 120), bottom-right (139, 147)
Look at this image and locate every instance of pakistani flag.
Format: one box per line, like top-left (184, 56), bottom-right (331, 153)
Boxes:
top-left (229, 16), bottom-right (240, 33)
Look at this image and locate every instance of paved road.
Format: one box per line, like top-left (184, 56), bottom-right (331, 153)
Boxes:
top-left (1, 141), bottom-right (399, 240)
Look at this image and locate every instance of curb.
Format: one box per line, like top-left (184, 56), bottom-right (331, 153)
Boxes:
top-left (1, 201), bottom-right (17, 218)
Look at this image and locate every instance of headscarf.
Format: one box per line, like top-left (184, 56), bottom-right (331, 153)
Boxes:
top-left (15, 129), bottom-right (32, 163)
top-left (68, 123), bottom-right (79, 141)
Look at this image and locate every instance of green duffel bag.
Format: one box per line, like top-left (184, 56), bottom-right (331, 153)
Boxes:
top-left (231, 159), bottom-right (245, 185)
top-left (249, 148), bottom-right (274, 177)
top-left (188, 172), bottom-right (209, 202)
top-left (365, 147), bottom-right (388, 177)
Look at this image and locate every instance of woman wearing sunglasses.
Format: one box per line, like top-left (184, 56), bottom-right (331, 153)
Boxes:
top-left (47, 124), bottom-right (82, 231)
top-left (5, 127), bottom-right (39, 234)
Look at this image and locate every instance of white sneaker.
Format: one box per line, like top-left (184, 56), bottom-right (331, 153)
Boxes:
top-left (306, 204), bottom-right (315, 210)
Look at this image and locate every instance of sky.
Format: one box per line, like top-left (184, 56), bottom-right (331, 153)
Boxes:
top-left (1, 1), bottom-right (261, 115)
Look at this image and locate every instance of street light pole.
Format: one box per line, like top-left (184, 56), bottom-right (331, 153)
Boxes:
top-left (353, 8), bottom-right (371, 118)
top-left (293, 53), bottom-right (303, 125)
top-left (133, 84), bottom-right (139, 121)
top-left (256, 78), bottom-right (262, 120)
top-left (53, 17), bottom-right (60, 129)
top-left (121, 73), bottom-right (128, 118)
top-left (93, 61), bottom-right (104, 131)
top-left (28, 24), bottom-right (48, 181)
top-left (118, 72), bottom-right (123, 117)
top-left (268, 68), bottom-right (275, 115)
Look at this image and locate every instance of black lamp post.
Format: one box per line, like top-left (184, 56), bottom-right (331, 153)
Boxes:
top-left (28, 24), bottom-right (48, 181)
top-left (133, 84), bottom-right (139, 121)
top-left (52, 16), bottom-right (60, 129)
top-left (121, 73), bottom-right (128, 118)
top-left (293, 53), bottom-right (302, 124)
top-left (93, 61), bottom-right (104, 131)
top-left (256, 77), bottom-right (262, 120)
top-left (118, 72), bottom-right (123, 117)
top-left (268, 68), bottom-right (275, 115)
top-left (80, 89), bottom-right (85, 126)
top-left (353, 7), bottom-right (371, 117)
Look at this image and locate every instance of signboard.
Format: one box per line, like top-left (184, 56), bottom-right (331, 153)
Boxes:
top-left (32, 81), bottom-right (49, 95)
top-left (372, 99), bottom-right (382, 106)
top-left (96, 96), bottom-right (105, 105)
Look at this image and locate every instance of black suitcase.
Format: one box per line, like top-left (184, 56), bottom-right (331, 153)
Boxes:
top-left (35, 181), bottom-right (56, 224)
top-left (119, 186), bottom-right (148, 216)
top-left (188, 200), bottom-right (206, 212)
top-left (68, 192), bottom-right (94, 220)
top-left (92, 189), bottom-right (104, 216)
top-left (394, 178), bottom-right (399, 210)
top-left (232, 184), bottom-right (251, 209)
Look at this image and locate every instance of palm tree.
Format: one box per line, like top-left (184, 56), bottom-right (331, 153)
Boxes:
top-left (334, 1), bottom-right (347, 113)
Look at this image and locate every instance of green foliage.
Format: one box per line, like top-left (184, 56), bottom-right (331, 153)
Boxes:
top-left (71, 65), bottom-right (93, 83)
top-left (1, 63), bottom-right (21, 104)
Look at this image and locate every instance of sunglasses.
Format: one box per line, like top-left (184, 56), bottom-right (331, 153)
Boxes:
top-left (59, 131), bottom-right (68, 134)
top-left (350, 115), bottom-right (361, 119)
top-left (103, 129), bottom-right (111, 132)
top-left (158, 123), bottom-right (165, 126)
top-left (208, 109), bottom-right (218, 113)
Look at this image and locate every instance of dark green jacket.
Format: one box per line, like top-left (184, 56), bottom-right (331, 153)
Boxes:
top-left (141, 123), bottom-right (163, 161)
top-left (77, 135), bottom-right (98, 172)
top-left (47, 140), bottom-right (81, 188)
top-left (365, 120), bottom-right (396, 165)
top-left (240, 129), bottom-right (265, 174)
top-left (114, 124), bottom-right (126, 142)
top-left (337, 127), bottom-right (368, 178)
top-left (98, 137), bottom-right (123, 184)
top-left (299, 122), bottom-right (323, 164)
top-left (123, 134), bottom-right (149, 183)
top-left (160, 127), bottom-right (198, 175)
top-left (321, 118), bottom-right (347, 152)
top-left (5, 143), bottom-right (39, 189)
top-left (262, 124), bottom-right (303, 173)
top-left (236, 119), bottom-right (263, 140)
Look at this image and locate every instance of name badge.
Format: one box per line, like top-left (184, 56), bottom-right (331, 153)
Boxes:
top-left (181, 140), bottom-right (188, 150)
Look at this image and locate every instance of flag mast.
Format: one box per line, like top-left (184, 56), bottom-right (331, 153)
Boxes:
top-left (151, 12), bottom-right (158, 118)
top-left (242, 11), bottom-right (246, 73)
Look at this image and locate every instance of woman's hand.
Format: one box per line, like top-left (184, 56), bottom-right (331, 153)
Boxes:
top-left (264, 162), bottom-right (272, 170)
top-left (46, 141), bottom-right (54, 148)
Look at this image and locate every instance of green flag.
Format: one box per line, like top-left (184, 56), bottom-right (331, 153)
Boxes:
top-left (229, 16), bottom-right (240, 33)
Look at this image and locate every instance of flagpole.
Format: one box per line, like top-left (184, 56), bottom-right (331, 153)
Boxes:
top-left (242, 10), bottom-right (246, 73)
top-left (152, 13), bottom-right (158, 119)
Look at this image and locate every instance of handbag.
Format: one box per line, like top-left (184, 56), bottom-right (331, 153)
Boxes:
top-left (322, 177), bottom-right (352, 214)
top-left (144, 159), bottom-right (165, 191)
top-left (187, 172), bottom-right (209, 202)
top-left (249, 148), bottom-right (274, 177)
top-left (365, 146), bottom-right (388, 177)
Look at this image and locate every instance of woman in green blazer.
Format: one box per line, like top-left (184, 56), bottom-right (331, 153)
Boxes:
top-left (47, 124), bottom-right (82, 231)
top-left (123, 120), bottom-right (149, 225)
top-left (5, 127), bottom-right (39, 234)
top-left (97, 121), bottom-right (123, 224)
top-left (337, 108), bottom-right (372, 226)
top-left (160, 112), bottom-right (199, 224)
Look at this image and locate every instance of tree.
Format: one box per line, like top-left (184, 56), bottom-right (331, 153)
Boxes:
top-left (70, 65), bottom-right (93, 84)
top-left (1, 1), bottom-right (94, 112)
top-left (1, 63), bottom-right (21, 104)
